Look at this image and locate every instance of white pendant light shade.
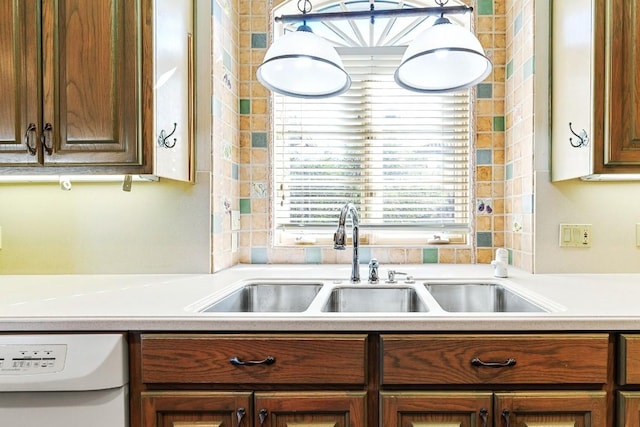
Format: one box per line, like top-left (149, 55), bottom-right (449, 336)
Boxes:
top-left (395, 18), bottom-right (492, 93)
top-left (257, 27), bottom-right (351, 98)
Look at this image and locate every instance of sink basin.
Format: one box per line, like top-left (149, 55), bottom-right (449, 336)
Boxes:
top-left (201, 283), bottom-right (323, 313)
top-left (322, 287), bottom-right (429, 313)
top-left (424, 282), bottom-right (548, 313)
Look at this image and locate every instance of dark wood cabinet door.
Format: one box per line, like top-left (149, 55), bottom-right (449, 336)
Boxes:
top-left (254, 391), bottom-right (367, 427)
top-left (41, 0), bottom-right (148, 170)
top-left (380, 391), bottom-right (493, 427)
top-left (142, 391), bottom-right (253, 427)
top-left (0, 0), bottom-right (40, 165)
top-left (495, 391), bottom-right (607, 427)
top-left (594, 0), bottom-right (640, 172)
top-left (0, 0), bottom-right (153, 173)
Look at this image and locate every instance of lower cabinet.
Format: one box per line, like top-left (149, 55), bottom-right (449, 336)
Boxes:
top-left (381, 391), bottom-right (607, 427)
top-left (131, 332), bottom-right (614, 427)
top-left (142, 390), bottom-right (366, 427)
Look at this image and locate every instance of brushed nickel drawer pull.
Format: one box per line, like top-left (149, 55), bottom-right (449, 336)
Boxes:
top-left (229, 356), bottom-right (276, 366)
top-left (471, 357), bottom-right (516, 368)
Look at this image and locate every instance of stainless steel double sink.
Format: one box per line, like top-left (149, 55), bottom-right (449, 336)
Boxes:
top-left (194, 279), bottom-right (556, 314)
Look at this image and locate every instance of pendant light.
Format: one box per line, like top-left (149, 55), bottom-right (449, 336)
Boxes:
top-left (262, 0), bottom-right (490, 97)
top-left (256, 1), bottom-right (351, 99)
top-left (394, 14), bottom-right (492, 93)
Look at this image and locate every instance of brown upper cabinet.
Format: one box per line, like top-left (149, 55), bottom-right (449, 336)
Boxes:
top-left (0, 0), bottom-right (156, 175)
top-left (551, 0), bottom-right (640, 180)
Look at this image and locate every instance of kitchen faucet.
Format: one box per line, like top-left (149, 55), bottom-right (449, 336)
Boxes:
top-left (333, 202), bottom-right (360, 283)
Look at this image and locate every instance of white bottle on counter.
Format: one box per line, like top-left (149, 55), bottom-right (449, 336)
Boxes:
top-left (491, 248), bottom-right (509, 278)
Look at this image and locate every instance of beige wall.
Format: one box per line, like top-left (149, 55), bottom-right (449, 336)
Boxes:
top-left (0, 175), bottom-right (211, 274)
top-left (531, 0), bottom-right (640, 273)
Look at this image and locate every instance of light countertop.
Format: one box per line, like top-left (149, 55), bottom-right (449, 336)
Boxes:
top-left (1, 264), bottom-right (639, 332)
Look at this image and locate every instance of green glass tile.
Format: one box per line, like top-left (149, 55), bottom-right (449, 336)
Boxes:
top-left (251, 248), bottom-right (268, 264)
top-left (522, 194), bottom-right (534, 214)
top-left (212, 213), bottom-right (223, 233)
top-left (359, 247), bottom-right (371, 264)
top-left (239, 198), bottom-right (251, 214)
top-left (305, 247), bottom-right (322, 264)
top-left (252, 132), bottom-right (268, 147)
top-left (232, 163), bottom-right (239, 180)
top-left (239, 99), bottom-right (250, 115)
top-left (251, 33), bottom-right (267, 49)
top-left (514, 12), bottom-right (523, 35)
top-left (477, 83), bottom-right (492, 99)
top-left (505, 162), bottom-right (513, 180)
top-left (523, 56), bottom-right (535, 79)
top-left (477, 0), bottom-right (493, 15)
top-left (506, 60), bottom-right (513, 79)
top-left (493, 116), bottom-right (505, 132)
top-left (477, 232), bottom-right (493, 248)
top-left (507, 249), bottom-right (513, 265)
top-left (223, 49), bottom-right (232, 71)
top-left (213, 96), bottom-right (222, 118)
top-left (423, 248), bottom-right (438, 263)
top-left (477, 149), bottom-right (492, 165)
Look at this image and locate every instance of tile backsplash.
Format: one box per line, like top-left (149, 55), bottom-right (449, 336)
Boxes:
top-left (207, 0), bottom-right (534, 269)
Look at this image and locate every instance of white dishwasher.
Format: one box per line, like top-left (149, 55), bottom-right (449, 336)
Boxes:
top-left (0, 333), bottom-right (128, 427)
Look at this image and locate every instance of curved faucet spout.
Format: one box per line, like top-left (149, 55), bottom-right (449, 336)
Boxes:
top-left (333, 202), bottom-right (360, 283)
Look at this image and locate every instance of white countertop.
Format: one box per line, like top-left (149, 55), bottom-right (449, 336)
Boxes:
top-left (1, 264), bottom-right (640, 332)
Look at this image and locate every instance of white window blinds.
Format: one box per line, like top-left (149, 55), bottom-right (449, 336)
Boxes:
top-left (273, 48), bottom-right (471, 241)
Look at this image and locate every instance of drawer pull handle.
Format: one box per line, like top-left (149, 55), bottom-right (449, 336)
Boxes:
top-left (24, 123), bottom-right (37, 155)
top-left (259, 408), bottom-right (268, 426)
top-left (237, 407), bottom-right (246, 426)
top-left (229, 356), bottom-right (276, 366)
top-left (479, 408), bottom-right (488, 427)
top-left (471, 357), bottom-right (516, 368)
top-left (501, 409), bottom-right (510, 427)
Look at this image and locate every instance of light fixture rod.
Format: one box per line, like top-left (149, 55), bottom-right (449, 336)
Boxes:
top-left (274, 5), bottom-right (472, 24)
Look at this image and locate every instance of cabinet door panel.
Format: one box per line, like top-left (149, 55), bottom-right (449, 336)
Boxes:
top-left (602, 0), bottom-right (640, 166)
top-left (141, 391), bottom-right (252, 427)
top-left (254, 391), bottom-right (366, 427)
top-left (619, 391), bottom-right (640, 427)
top-left (380, 391), bottom-right (492, 427)
top-left (42, 0), bottom-right (142, 166)
top-left (0, 0), bottom-right (40, 165)
top-left (495, 391), bottom-right (607, 427)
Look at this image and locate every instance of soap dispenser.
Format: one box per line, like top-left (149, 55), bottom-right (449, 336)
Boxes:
top-left (491, 248), bottom-right (508, 278)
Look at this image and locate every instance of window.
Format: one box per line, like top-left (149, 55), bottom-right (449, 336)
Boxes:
top-left (272, 0), bottom-right (474, 247)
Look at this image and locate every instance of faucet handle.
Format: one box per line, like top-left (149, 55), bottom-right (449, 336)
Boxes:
top-left (368, 258), bottom-right (379, 283)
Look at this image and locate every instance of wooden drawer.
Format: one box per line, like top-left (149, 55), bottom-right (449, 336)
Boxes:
top-left (619, 334), bottom-right (640, 385)
top-left (381, 334), bottom-right (609, 385)
top-left (140, 334), bottom-right (367, 385)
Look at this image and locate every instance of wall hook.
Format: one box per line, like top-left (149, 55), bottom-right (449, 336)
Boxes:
top-left (569, 122), bottom-right (588, 148)
top-left (158, 123), bottom-right (177, 148)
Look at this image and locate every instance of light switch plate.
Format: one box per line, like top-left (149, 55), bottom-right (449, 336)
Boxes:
top-left (559, 224), bottom-right (592, 247)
